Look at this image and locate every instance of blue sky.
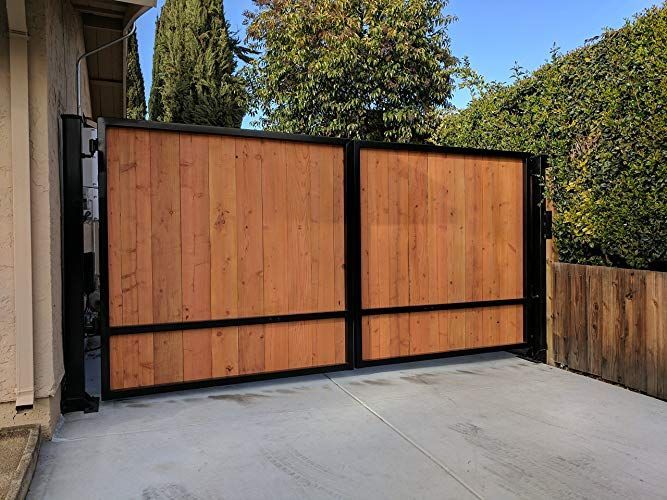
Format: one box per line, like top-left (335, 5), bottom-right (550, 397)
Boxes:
top-left (136, 0), bottom-right (660, 127)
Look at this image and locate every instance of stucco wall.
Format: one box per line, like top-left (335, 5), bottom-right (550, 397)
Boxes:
top-left (0, 0), bottom-right (91, 408)
top-left (0, 2), bottom-right (14, 402)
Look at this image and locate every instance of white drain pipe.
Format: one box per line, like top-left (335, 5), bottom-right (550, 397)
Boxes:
top-left (6, 0), bottom-right (34, 408)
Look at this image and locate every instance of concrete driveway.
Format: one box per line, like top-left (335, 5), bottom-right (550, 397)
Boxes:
top-left (30, 352), bottom-right (667, 499)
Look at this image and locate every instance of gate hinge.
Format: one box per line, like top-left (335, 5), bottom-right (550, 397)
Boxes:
top-left (543, 210), bottom-right (553, 239)
top-left (82, 138), bottom-right (98, 159)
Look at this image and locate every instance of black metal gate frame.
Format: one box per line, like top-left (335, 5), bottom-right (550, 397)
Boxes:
top-left (348, 141), bottom-right (548, 368)
top-left (93, 118), bottom-right (547, 401)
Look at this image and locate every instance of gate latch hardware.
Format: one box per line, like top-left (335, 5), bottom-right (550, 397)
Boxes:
top-left (82, 138), bottom-right (98, 159)
top-left (543, 210), bottom-right (553, 239)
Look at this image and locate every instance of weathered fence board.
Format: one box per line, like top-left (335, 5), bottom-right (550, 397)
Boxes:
top-left (553, 262), bottom-right (667, 399)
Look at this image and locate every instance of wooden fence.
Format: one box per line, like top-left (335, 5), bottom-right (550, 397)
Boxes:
top-left (552, 262), bottom-right (666, 399)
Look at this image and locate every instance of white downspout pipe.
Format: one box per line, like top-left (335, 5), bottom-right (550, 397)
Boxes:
top-left (6, 0), bottom-right (34, 408)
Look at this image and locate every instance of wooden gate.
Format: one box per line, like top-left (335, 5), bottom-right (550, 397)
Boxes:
top-left (97, 120), bottom-right (546, 399)
top-left (98, 120), bottom-right (351, 398)
top-left (352, 142), bottom-right (544, 365)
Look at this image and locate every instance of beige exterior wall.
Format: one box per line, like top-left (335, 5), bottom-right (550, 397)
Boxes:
top-left (0, 0), bottom-right (91, 437)
top-left (0, 3), bottom-right (13, 406)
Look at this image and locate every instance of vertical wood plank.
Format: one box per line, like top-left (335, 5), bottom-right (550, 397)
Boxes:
top-left (552, 263), bottom-right (561, 364)
top-left (376, 151), bottom-right (391, 356)
top-left (262, 140), bottom-right (288, 315)
top-left (150, 130), bottom-right (182, 323)
top-left (466, 164), bottom-right (484, 349)
top-left (332, 147), bottom-right (346, 311)
top-left (482, 158), bottom-right (498, 301)
top-left (625, 271), bottom-right (647, 392)
top-left (262, 140), bottom-right (290, 372)
top-left (180, 134), bottom-right (212, 382)
top-left (445, 155), bottom-right (466, 304)
top-left (465, 156), bottom-right (483, 301)
top-left (153, 331), bottom-right (183, 385)
top-left (211, 327), bottom-right (239, 378)
top-left (656, 272), bottom-right (667, 399)
top-left (366, 151), bottom-right (380, 309)
top-left (287, 142), bottom-right (312, 314)
top-left (239, 325), bottom-right (265, 375)
top-left (573, 266), bottom-right (589, 372)
top-left (509, 160), bottom-right (524, 298)
top-left (601, 266), bottom-right (618, 380)
top-left (134, 130), bottom-right (153, 325)
top-left (288, 322), bottom-right (312, 368)
top-left (465, 308), bottom-right (484, 348)
top-left (209, 136), bottom-right (238, 318)
top-left (150, 131), bottom-right (183, 385)
top-left (119, 136), bottom-right (138, 325)
top-left (138, 334), bottom-right (155, 387)
top-left (587, 266), bottom-right (603, 376)
top-left (424, 155), bottom-right (439, 352)
top-left (408, 152), bottom-right (429, 353)
top-left (180, 133), bottom-right (211, 322)
top-left (183, 329), bottom-right (212, 382)
top-left (334, 320), bottom-right (347, 364)
top-left (264, 324), bottom-right (289, 372)
top-left (313, 145), bottom-right (337, 364)
top-left (361, 316), bottom-right (372, 360)
top-left (110, 335), bottom-right (123, 389)
top-left (444, 155), bottom-right (467, 351)
top-left (645, 271), bottom-right (658, 396)
top-left (313, 319), bottom-right (336, 366)
top-left (614, 270), bottom-right (627, 384)
top-left (107, 128), bottom-right (123, 326)
top-left (431, 155), bottom-right (449, 351)
top-left (360, 151), bottom-right (371, 309)
top-left (236, 138), bottom-right (264, 317)
top-left (408, 152), bottom-right (429, 306)
top-left (396, 152), bottom-right (411, 355)
top-left (386, 152), bottom-right (400, 355)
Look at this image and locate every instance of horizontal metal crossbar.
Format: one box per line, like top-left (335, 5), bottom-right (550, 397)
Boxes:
top-left (361, 298), bottom-right (526, 317)
top-left (110, 310), bottom-right (348, 336)
top-left (98, 117), bottom-right (349, 146)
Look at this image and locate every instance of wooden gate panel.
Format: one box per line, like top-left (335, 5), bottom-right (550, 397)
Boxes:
top-left (361, 306), bottom-right (523, 361)
top-left (107, 129), bottom-right (345, 325)
top-left (360, 147), bottom-right (525, 361)
top-left (104, 124), bottom-right (348, 394)
top-left (361, 150), bottom-right (523, 309)
top-left (109, 320), bottom-right (346, 390)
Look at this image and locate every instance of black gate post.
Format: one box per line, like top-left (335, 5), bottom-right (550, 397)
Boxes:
top-left (526, 155), bottom-right (549, 361)
top-left (60, 114), bottom-right (99, 413)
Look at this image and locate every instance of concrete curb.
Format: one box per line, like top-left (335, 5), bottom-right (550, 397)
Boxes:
top-left (2, 425), bottom-right (41, 500)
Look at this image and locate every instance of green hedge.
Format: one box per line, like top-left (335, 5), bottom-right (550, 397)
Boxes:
top-left (434, 5), bottom-right (667, 270)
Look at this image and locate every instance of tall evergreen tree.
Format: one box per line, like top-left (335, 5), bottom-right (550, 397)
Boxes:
top-left (245, 0), bottom-right (456, 142)
top-left (126, 30), bottom-right (147, 120)
top-left (148, 0), bottom-right (246, 127)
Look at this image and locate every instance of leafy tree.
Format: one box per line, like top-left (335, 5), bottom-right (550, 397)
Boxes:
top-left (126, 30), bottom-right (146, 120)
top-left (149, 0), bottom-right (247, 127)
top-left (245, 0), bottom-right (456, 142)
top-left (434, 6), bottom-right (667, 270)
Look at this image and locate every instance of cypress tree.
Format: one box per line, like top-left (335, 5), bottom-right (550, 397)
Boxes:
top-left (148, 0), bottom-right (246, 127)
top-left (126, 31), bottom-right (147, 120)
